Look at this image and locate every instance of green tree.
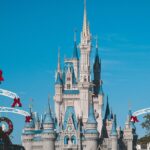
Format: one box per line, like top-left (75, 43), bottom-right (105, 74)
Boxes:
top-left (141, 113), bottom-right (150, 136)
top-left (137, 114), bottom-right (150, 146)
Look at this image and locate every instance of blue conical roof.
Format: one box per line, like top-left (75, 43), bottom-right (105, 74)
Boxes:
top-left (111, 114), bottom-right (117, 136)
top-left (43, 107), bottom-right (54, 124)
top-left (87, 101), bottom-right (97, 124)
top-left (55, 72), bottom-right (62, 85)
top-left (73, 41), bottom-right (79, 60)
top-left (104, 96), bottom-right (111, 120)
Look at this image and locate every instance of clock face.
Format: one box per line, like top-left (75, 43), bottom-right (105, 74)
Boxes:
top-left (0, 117), bottom-right (13, 135)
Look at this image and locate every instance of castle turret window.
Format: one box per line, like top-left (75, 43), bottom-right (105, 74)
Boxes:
top-left (64, 136), bottom-right (69, 145)
top-left (71, 135), bottom-right (76, 144)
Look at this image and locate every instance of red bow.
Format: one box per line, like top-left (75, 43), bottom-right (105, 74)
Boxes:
top-left (11, 97), bottom-right (22, 107)
top-left (131, 116), bottom-right (139, 123)
top-left (0, 70), bottom-right (4, 82)
top-left (25, 116), bottom-right (32, 123)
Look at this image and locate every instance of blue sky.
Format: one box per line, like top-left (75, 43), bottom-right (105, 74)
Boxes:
top-left (0, 0), bottom-right (150, 144)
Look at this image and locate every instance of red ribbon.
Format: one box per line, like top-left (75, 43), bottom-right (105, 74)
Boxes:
top-left (25, 116), bottom-right (32, 123)
top-left (11, 98), bottom-right (22, 107)
top-left (131, 116), bottom-right (139, 123)
top-left (0, 70), bottom-right (4, 82)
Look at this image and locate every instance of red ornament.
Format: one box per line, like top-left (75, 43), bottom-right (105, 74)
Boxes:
top-left (11, 97), bottom-right (22, 107)
top-left (25, 116), bottom-right (32, 123)
top-left (130, 116), bottom-right (139, 123)
top-left (0, 70), bottom-right (4, 82)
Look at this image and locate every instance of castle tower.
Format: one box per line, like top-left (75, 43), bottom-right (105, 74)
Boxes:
top-left (22, 110), bottom-right (35, 150)
top-left (93, 38), bottom-right (101, 97)
top-left (79, 0), bottom-right (91, 83)
top-left (42, 102), bottom-right (56, 150)
top-left (84, 99), bottom-right (99, 150)
top-left (101, 96), bottom-right (112, 137)
top-left (123, 110), bottom-right (137, 150)
top-left (79, 0), bottom-right (92, 123)
top-left (92, 38), bottom-right (104, 133)
top-left (110, 114), bottom-right (118, 150)
top-left (54, 50), bottom-right (63, 125)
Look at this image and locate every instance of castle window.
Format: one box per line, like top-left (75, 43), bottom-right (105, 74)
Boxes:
top-left (64, 136), bottom-right (69, 145)
top-left (71, 135), bottom-right (76, 144)
top-left (67, 84), bottom-right (71, 89)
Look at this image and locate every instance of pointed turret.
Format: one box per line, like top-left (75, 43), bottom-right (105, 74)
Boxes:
top-left (123, 109), bottom-right (138, 150)
top-left (72, 31), bottom-right (79, 60)
top-left (82, 0), bottom-right (89, 38)
top-left (25, 105), bottom-right (35, 129)
top-left (80, 0), bottom-right (91, 45)
top-left (111, 115), bottom-right (117, 136)
top-left (55, 72), bottom-right (63, 85)
top-left (93, 37), bottom-right (101, 96)
top-left (111, 115), bottom-right (118, 150)
top-left (54, 52), bottom-right (63, 125)
top-left (87, 100), bottom-right (97, 124)
top-left (80, 0), bottom-right (91, 46)
top-left (22, 106), bottom-right (35, 150)
top-left (79, 0), bottom-right (92, 121)
top-left (42, 99), bottom-right (56, 150)
top-left (85, 99), bottom-right (98, 150)
top-left (43, 98), bottom-right (54, 127)
top-left (55, 49), bottom-right (63, 85)
top-left (43, 109), bottom-right (54, 126)
top-left (104, 96), bottom-right (111, 120)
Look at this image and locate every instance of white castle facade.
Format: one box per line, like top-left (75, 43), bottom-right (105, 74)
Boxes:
top-left (22, 1), bottom-right (138, 150)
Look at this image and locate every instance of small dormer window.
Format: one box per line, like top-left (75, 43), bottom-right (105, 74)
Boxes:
top-left (67, 84), bottom-right (71, 89)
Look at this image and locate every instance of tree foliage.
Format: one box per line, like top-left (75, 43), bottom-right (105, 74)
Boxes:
top-left (141, 113), bottom-right (150, 136)
top-left (137, 135), bottom-right (150, 145)
top-left (137, 114), bottom-right (150, 145)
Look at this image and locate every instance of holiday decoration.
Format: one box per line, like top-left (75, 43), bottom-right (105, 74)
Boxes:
top-left (25, 116), bottom-right (32, 123)
top-left (0, 70), bottom-right (4, 83)
top-left (130, 116), bottom-right (139, 123)
top-left (0, 117), bottom-right (13, 135)
top-left (11, 97), bottom-right (22, 107)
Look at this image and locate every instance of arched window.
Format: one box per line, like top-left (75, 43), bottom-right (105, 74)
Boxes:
top-left (64, 135), bottom-right (69, 145)
top-left (71, 135), bottom-right (76, 144)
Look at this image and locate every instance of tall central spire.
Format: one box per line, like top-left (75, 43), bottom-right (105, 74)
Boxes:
top-left (82, 0), bottom-right (89, 38)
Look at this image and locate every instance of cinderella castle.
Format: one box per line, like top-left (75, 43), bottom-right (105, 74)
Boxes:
top-left (22, 1), bottom-right (138, 149)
